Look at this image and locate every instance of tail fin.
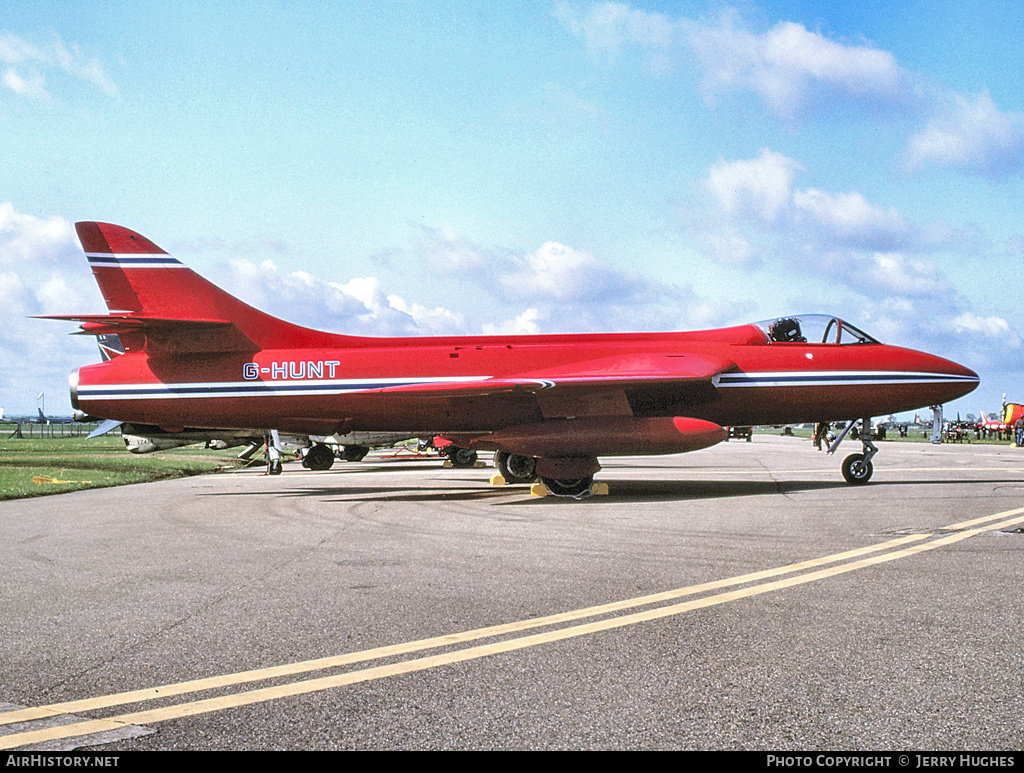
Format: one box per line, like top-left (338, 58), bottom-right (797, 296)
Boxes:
top-left (42, 222), bottom-right (349, 355)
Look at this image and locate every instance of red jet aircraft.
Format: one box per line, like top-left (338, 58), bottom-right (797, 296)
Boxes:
top-left (44, 222), bottom-right (979, 497)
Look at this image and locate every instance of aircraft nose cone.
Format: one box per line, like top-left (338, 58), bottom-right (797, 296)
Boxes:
top-left (932, 355), bottom-right (980, 402)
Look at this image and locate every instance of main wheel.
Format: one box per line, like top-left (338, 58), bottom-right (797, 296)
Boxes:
top-left (841, 453), bottom-right (873, 485)
top-left (342, 445), bottom-right (369, 462)
top-left (449, 447), bottom-right (478, 468)
top-left (495, 451), bottom-right (537, 484)
top-left (541, 475), bottom-right (594, 498)
top-left (304, 443), bottom-right (335, 471)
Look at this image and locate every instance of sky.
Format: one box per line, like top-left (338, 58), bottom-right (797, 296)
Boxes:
top-left (2, 0), bottom-right (1022, 421)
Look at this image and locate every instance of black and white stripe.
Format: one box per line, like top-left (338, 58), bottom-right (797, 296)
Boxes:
top-left (713, 370), bottom-right (978, 388)
top-left (87, 253), bottom-right (184, 268)
top-left (78, 376), bottom-right (492, 401)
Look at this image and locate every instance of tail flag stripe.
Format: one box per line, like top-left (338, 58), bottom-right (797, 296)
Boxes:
top-left (87, 253), bottom-right (184, 267)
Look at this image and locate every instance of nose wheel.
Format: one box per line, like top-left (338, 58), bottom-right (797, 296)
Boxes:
top-left (827, 418), bottom-right (878, 485)
top-left (841, 452), bottom-right (873, 484)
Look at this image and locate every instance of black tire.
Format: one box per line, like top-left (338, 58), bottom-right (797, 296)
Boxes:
top-left (449, 448), bottom-right (478, 468)
top-left (342, 445), bottom-right (369, 462)
top-left (305, 443), bottom-right (335, 471)
top-left (495, 451), bottom-right (537, 484)
top-left (841, 453), bottom-right (873, 485)
top-left (268, 458), bottom-right (283, 476)
top-left (541, 475), bottom-right (594, 498)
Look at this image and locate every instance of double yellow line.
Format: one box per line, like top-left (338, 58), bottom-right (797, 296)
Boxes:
top-left (3, 507), bottom-right (1022, 750)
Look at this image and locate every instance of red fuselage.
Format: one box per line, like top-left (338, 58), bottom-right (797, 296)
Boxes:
top-left (71, 325), bottom-right (977, 438)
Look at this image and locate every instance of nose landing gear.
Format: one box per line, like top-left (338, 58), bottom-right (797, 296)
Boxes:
top-left (824, 418), bottom-right (878, 485)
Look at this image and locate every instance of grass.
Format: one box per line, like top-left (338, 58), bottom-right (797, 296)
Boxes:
top-left (0, 429), bottom-right (249, 500)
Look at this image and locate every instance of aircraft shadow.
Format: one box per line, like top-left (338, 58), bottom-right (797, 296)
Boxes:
top-left (588, 478), bottom-right (842, 502)
top-left (596, 476), bottom-right (1024, 503)
top-left (198, 475), bottom-right (1022, 505)
top-left (197, 477), bottom-right (842, 504)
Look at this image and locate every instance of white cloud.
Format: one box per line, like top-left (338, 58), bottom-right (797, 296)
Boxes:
top-left (386, 294), bottom-right (467, 336)
top-left (702, 150), bottom-right (934, 257)
top-left (412, 223), bottom-right (501, 277)
top-left (34, 274), bottom-right (91, 315)
top-left (0, 33), bottom-right (118, 99)
top-left (0, 203), bottom-right (77, 267)
top-left (410, 221), bottom-right (740, 332)
top-left (3, 67), bottom-right (46, 98)
top-left (791, 189), bottom-right (910, 249)
top-left (218, 258), bottom-right (466, 338)
top-left (907, 90), bottom-right (1024, 177)
top-left (554, 1), bottom-right (677, 64)
top-left (702, 231), bottom-right (756, 269)
top-left (0, 270), bottom-right (29, 314)
top-left (498, 241), bottom-right (634, 303)
top-left (952, 312), bottom-right (1020, 345)
top-left (481, 308), bottom-right (544, 336)
top-left (557, 4), bottom-right (912, 119)
top-left (689, 153), bottom-right (1017, 366)
top-left (707, 149), bottom-right (801, 224)
top-left (0, 204), bottom-right (101, 414)
top-left (697, 18), bottom-right (909, 119)
top-left (560, 3), bottom-right (1024, 182)
top-left (844, 251), bottom-right (953, 299)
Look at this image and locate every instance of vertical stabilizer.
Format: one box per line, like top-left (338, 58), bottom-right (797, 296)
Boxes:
top-left (49, 222), bottom-right (352, 354)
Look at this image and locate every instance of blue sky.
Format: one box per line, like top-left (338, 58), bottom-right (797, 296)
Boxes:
top-left (2, 0), bottom-right (1022, 421)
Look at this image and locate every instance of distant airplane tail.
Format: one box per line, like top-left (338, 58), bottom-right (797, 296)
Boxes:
top-left (40, 222), bottom-right (352, 355)
top-left (978, 408), bottom-right (1000, 427)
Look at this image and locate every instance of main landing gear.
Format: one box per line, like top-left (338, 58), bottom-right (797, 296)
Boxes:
top-left (490, 451), bottom-right (600, 498)
top-left (493, 450), bottom-right (538, 485)
top-left (446, 446), bottom-right (479, 468)
top-left (301, 442), bottom-right (335, 471)
top-left (541, 475), bottom-right (594, 498)
top-left (822, 418), bottom-right (878, 485)
top-left (535, 456), bottom-right (602, 499)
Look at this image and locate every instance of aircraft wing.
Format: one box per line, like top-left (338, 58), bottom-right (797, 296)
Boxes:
top-left (508, 352), bottom-right (732, 387)
top-left (379, 352), bottom-right (733, 418)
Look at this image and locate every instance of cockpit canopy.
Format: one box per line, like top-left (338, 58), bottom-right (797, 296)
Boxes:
top-left (753, 315), bottom-right (879, 345)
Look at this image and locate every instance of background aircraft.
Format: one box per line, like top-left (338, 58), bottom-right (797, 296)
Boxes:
top-left (42, 222), bottom-right (979, 497)
top-left (1002, 403), bottom-right (1024, 426)
top-left (977, 409), bottom-right (1009, 436)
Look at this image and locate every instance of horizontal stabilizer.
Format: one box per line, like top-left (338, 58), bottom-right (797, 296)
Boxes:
top-left (87, 419), bottom-right (123, 439)
top-left (36, 314), bottom-right (234, 332)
